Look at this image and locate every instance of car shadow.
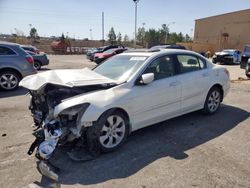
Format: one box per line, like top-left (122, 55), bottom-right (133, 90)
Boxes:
top-left (35, 104), bottom-right (249, 187)
top-left (0, 87), bottom-right (28, 99)
top-left (38, 67), bottom-right (51, 72)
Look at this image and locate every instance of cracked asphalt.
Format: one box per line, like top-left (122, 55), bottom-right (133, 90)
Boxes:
top-left (0, 55), bottom-right (250, 188)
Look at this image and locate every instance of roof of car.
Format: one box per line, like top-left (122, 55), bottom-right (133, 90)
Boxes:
top-left (0, 41), bottom-right (20, 46)
top-left (121, 48), bottom-right (195, 57)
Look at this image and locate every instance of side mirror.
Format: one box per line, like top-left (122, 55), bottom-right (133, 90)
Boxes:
top-left (139, 73), bottom-right (154, 85)
top-left (113, 51), bottom-right (117, 55)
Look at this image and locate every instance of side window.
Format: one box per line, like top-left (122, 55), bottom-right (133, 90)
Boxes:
top-left (177, 55), bottom-right (205, 73)
top-left (144, 55), bottom-right (175, 80)
top-left (0, 46), bottom-right (16, 55)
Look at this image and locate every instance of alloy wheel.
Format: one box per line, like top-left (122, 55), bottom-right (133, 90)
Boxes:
top-left (207, 90), bottom-right (221, 113)
top-left (99, 115), bottom-right (126, 149)
top-left (0, 73), bottom-right (19, 90)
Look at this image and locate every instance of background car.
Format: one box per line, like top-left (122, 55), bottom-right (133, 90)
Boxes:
top-left (21, 45), bottom-right (40, 54)
top-left (240, 45), bottom-right (250, 70)
top-left (94, 48), bottom-right (127, 64)
top-left (212, 49), bottom-right (241, 64)
top-left (87, 45), bottom-right (125, 61)
top-left (0, 42), bottom-right (36, 90)
top-left (26, 50), bottom-right (49, 70)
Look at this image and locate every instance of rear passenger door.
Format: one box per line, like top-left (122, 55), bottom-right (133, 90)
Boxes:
top-left (175, 54), bottom-right (209, 113)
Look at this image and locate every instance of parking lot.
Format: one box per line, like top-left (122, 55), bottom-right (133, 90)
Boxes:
top-left (0, 55), bottom-right (250, 188)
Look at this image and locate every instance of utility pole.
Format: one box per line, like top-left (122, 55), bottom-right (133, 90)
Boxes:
top-left (133, 0), bottom-right (139, 48)
top-left (89, 29), bottom-right (93, 40)
top-left (102, 12), bottom-right (105, 46)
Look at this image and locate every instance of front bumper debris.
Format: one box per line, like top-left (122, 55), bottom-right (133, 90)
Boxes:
top-left (37, 160), bottom-right (59, 181)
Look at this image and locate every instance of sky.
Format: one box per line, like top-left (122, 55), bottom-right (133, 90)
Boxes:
top-left (0, 0), bottom-right (249, 40)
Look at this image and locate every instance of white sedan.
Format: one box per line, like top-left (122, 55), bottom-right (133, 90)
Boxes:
top-left (20, 49), bottom-right (230, 180)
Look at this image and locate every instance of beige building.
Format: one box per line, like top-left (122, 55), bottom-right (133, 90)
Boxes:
top-left (194, 9), bottom-right (250, 52)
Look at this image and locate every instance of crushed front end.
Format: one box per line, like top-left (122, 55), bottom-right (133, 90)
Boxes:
top-left (26, 84), bottom-right (106, 180)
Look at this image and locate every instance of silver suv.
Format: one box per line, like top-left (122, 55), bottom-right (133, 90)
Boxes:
top-left (0, 42), bottom-right (37, 90)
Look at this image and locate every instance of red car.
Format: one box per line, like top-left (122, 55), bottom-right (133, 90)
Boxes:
top-left (94, 48), bottom-right (127, 64)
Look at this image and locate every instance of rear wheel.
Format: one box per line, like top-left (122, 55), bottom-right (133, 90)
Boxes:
top-left (34, 61), bottom-right (41, 70)
top-left (86, 110), bottom-right (129, 156)
top-left (202, 87), bottom-right (222, 114)
top-left (0, 71), bottom-right (20, 90)
top-left (245, 65), bottom-right (250, 78)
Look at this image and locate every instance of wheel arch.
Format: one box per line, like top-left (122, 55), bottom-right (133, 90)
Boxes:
top-left (82, 106), bottom-right (132, 134)
top-left (209, 83), bottom-right (224, 102)
top-left (0, 68), bottom-right (23, 80)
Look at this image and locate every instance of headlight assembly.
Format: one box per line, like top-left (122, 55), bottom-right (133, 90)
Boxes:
top-left (59, 103), bottom-right (90, 116)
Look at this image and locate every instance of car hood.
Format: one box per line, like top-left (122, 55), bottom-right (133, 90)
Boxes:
top-left (19, 68), bottom-right (117, 91)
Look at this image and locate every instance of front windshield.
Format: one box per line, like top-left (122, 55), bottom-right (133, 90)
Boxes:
top-left (94, 55), bottom-right (148, 81)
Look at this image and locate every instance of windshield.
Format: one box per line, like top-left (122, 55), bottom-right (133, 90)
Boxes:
top-left (94, 55), bottom-right (148, 81)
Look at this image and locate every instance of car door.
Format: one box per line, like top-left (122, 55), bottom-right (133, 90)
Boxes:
top-left (128, 55), bottom-right (181, 131)
top-left (174, 54), bottom-right (209, 114)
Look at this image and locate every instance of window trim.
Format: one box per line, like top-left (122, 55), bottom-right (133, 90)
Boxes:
top-left (0, 45), bottom-right (19, 56)
top-left (134, 54), bottom-right (177, 84)
top-left (175, 54), bottom-right (207, 75)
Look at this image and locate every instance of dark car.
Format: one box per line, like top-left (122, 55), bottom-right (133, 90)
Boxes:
top-left (87, 45), bottom-right (124, 61)
top-left (150, 44), bottom-right (186, 51)
top-left (0, 42), bottom-right (36, 90)
top-left (94, 48), bottom-right (127, 64)
top-left (212, 49), bottom-right (241, 64)
top-left (26, 51), bottom-right (49, 70)
top-left (240, 45), bottom-right (250, 78)
top-left (21, 45), bottom-right (40, 54)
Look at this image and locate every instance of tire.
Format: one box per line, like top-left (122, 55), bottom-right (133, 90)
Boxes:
top-left (0, 71), bottom-right (20, 91)
top-left (246, 65), bottom-right (250, 78)
top-left (86, 110), bottom-right (129, 156)
top-left (34, 61), bottom-right (41, 70)
top-left (202, 87), bottom-right (222, 115)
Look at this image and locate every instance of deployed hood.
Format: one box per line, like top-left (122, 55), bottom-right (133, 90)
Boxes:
top-left (19, 68), bottom-right (117, 90)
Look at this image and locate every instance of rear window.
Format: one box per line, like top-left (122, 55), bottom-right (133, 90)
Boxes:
top-left (0, 46), bottom-right (16, 55)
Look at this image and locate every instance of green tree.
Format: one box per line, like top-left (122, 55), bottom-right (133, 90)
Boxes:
top-left (145, 29), bottom-right (160, 47)
top-left (107, 27), bottom-right (117, 44)
top-left (61, 33), bottom-right (65, 41)
top-left (137, 27), bottom-right (146, 46)
top-left (184, 34), bottom-right (192, 42)
top-left (117, 32), bottom-right (122, 45)
top-left (159, 24), bottom-right (169, 44)
top-left (123, 34), bottom-right (129, 42)
top-left (29, 27), bottom-right (38, 39)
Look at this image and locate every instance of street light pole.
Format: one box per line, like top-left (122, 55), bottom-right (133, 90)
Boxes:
top-left (165, 22), bottom-right (175, 44)
top-left (133, 0), bottom-right (139, 48)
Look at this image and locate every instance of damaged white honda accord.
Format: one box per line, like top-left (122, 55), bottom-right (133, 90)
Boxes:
top-left (20, 49), bottom-right (230, 180)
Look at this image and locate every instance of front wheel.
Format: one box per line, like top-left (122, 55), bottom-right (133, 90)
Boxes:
top-left (202, 87), bottom-right (222, 114)
top-left (86, 110), bottom-right (129, 155)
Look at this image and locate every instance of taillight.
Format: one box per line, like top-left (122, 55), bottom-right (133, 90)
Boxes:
top-left (26, 55), bottom-right (34, 64)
